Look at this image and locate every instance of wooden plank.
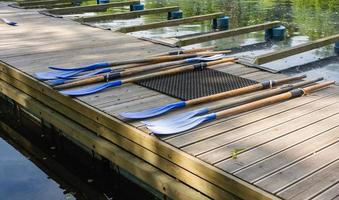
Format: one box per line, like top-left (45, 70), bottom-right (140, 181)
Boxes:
top-left (194, 93), bottom-right (339, 164)
top-left (17, 0), bottom-right (70, 7)
top-left (312, 183), bottom-right (339, 200)
top-left (0, 72), bottom-right (236, 200)
top-left (165, 87), bottom-right (337, 148)
top-left (79, 6), bottom-right (180, 22)
top-left (0, 61), bottom-right (279, 200)
top-left (22, 2), bottom-right (73, 9)
top-left (175, 21), bottom-right (281, 47)
top-left (272, 144), bottom-right (339, 200)
top-left (255, 142), bottom-right (339, 194)
top-left (232, 113), bottom-right (339, 182)
top-left (117, 12), bottom-right (224, 33)
top-left (44, 1), bottom-right (140, 15)
top-left (0, 79), bottom-right (211, 200)
top-left (254, 34), bottom-right (339, 64)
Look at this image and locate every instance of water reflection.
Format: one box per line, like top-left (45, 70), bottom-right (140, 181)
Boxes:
top-left (0, 137), bottom-right (68, 200)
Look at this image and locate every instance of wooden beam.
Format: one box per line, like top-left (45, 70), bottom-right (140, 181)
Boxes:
top-left (175, 21), bottom-right (282, 47)
top-left (23, 2), bottom-right (73, 9)
top-left (79, 6), bottom-right (180, 22)
top-left (17, 0), bottom-right (71, 7)
top-left (117, 12), bottom-right (224, 33)
top-left (254, 34), bottom-right (339, 64)
top-left (0, 60), bottom-right (281, 200)
top-left (0, 71), bottom-right (237, 200)
top-left (0, 79), bottom-right (211, 200)
top-left (45, 1), bottom-right (140, 15)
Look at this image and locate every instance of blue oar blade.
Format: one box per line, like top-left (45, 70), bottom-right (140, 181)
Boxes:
top-left (60, 80), bottom-right (122, 96)
top-left (34, 70), bottom-right (83, 80)
top-left (49, 62), bottom-right (110, 71)
top-left (147, 113), bottom-right (216, 135)
top-left (1, 18), bottom-right (17, 26)
top-left (119, 101), bottom-right (186, 119)
top-left (185, 54), bottom-right (225, 63)
top-left (142, 108), bottom-right (209, 126)
top-left (46, 79), bottom-right (66, 86)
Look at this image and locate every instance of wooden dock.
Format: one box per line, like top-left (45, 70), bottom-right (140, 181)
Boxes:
top-left (1, 2), bottom-right (339, 200)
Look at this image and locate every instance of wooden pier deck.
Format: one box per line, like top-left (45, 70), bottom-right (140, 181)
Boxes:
top-left (1, 2), bottom-right (339, 200)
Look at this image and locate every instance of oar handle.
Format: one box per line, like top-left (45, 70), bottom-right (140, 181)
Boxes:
top-left (273, 75), bottom-right (306, 85)
top-left (303, 80), bottom-right (335, 94)
top-left (216, 81), bottom-right (335, 119)
top-left (206, 57), bottom-right (237, 66)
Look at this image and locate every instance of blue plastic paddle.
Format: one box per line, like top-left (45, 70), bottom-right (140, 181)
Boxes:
top-left (0, 18), bottom-right (17, 26)
top-left (120, 75), bottom-right (306, 119)
top-left (143, 77), bottom-right (320, 126)
top-left (35, 51), bottom-right (229, 80)
top-left (60, 57), bottom-right (237, 96)
top-left (147, 81), bottom-right (334, 135)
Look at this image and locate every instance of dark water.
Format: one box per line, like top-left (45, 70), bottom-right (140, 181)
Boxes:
top-left (0, 137), bottom-right (70, 200)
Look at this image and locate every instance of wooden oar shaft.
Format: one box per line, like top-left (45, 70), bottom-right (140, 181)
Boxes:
top-left (54, 60), bottom-right (190, 89)
top-left (107, 51), bottom-right (230, 67)
top-left (216, 81), bottom-right (335, 119)
top-left (122, 58), bottom-right (236, 83)
top-left (208, 78), bottom-right (322, 111)
top-left (185, 75), bottom-right (305, 106)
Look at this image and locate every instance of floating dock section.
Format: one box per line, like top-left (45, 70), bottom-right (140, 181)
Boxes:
top-left (1, 2), bottom-right (339, 200)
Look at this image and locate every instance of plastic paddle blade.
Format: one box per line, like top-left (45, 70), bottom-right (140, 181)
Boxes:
top-left (147, 113), bottom-right (216, 135)
top-left (60, 80), bottom-right (122, 96)
top-left (58, 68), bottom-right (113, 79)
top-left (46, 79), bottom-right (66, 86)
top-left (119, 101), bottom-right (186, 119)
top-left (142, 107), bottom-right (209, 126)
top-left (185, 54), bottom-right (225, 63)
top-left (34, 70), bottom-right (85, 80)
top-left (49, 62), bottom-right (110, 71)
top-left (1, 18), bottom-right (17, 26)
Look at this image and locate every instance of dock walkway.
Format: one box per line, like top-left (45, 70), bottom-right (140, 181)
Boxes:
top-left (1, 2), bottom-right (339, 200)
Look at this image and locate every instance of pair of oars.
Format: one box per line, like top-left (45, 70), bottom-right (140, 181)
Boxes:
top-left (147, 80), bottom-right (335, 134)
top-left (51, 54), bottom-right (226, 88)
top-left (0, 18), bottom-right (17, 26)
top-left (119, 75), bottom-right (306, 119)
top-left (144, 77), bottom-right (322, 126)
top-left (60, 57), bottom-right (237, 96)
top-left (35, 48), bottom-right (225, 80)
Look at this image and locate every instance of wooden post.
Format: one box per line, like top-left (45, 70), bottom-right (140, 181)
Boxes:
top-left (117, 12), bottom-right (224, 33)
top-left (175, 21), bottom-right (281, 47)
top-left (254, 34), bottom-right (339, 64)
top-left (44, 1), bottom-right (140, 15)
top-left (79, 6), bottom-right (180, 22)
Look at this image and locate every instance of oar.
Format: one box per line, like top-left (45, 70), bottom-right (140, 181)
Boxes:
top-left (52, 55), bottom-right (226, 88)
top-left (154, 46), bottom-right (215, 56)
top-left (144, 77), bottom-right (322, 126)
top-left (0, 18), bottom-right (17, 26)
top-left (147, 80), bottom-right (335, 135)
top-left (34, 51), bottom-right (231, 80)
top-left (119, 75), bottom-right (306, 119)
top-left (60, 57), bottom-right (237, 96)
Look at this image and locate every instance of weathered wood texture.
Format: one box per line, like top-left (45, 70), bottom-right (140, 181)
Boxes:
top-left (43, 0), bottom-right (140, 15)
top-left (1, 3), bottom-right (339, 200)
top-left (174, 21), bottom-right (282, 46)
top-left (117, 12), bottom-right (224, 33)
top-left (254, 34), bottom-right (339, 64)
top-left (79, 6), bottom-right (180, 22)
